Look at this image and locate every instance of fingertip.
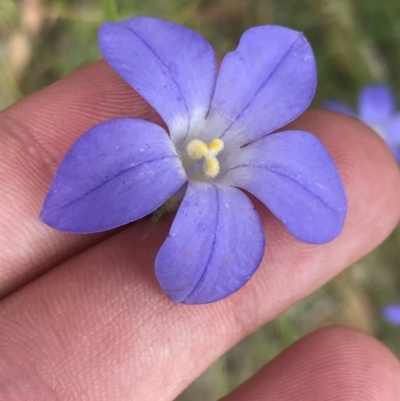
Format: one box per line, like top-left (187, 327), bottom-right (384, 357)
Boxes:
top-left (223, 325), bottom-right (400, 401)
top-left (227, 109), bottom-right (400, 332)
top-left (302, 109), bottom-right (400, 242)
top-left (291, 109), bottom-right (400, 248)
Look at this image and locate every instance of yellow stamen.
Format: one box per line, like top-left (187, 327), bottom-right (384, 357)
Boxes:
top-left (186, 137), bottom-right (225, 178)
top-left (187, 139), bottom-right (209, 160)
top-left (204, 155), bottom-right (220, 178)
top-left (208, 138), bottom-right (224, 153)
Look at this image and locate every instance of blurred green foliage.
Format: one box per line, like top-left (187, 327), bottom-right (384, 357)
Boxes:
top-left (1, 0), bottom-right (400, 400)
top-left (3, 0), bottom-right (400, 107)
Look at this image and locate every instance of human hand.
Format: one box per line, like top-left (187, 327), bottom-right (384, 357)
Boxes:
top-left (1, 60), bottom-right (400, 400)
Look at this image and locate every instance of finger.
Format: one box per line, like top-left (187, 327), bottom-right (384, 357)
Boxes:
top-left (0, 60), bottom-right (163, 296)
top-left (1, 112), bottom-right (400, 400)
top-left (222, 326), bottom-right (400, 401)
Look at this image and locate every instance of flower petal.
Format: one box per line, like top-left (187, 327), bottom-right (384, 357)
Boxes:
top-left (382, 304), bottom-right (400, 325)
top-left (202, 25), bottom-right (316, 146)
top-left (99, 17), bottom-right (217, 144)
top-left (155, 182), bottom-right (265, 304)
top-left (324, 100), bottom-right (355, 117)
top-left (220, 130), bottom-right (347, 244)
top-left (387, 114), bottom-right (400, 162)
top-left (358, 84), bottom-right (395, 123)
top-left (40, 119), bottom-right (187, 233)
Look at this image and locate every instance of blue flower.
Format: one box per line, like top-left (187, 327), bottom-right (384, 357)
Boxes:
top-left (325, 84), bottom-right (400, 162)
top-left (40, 17), bottom-right (347, 304)
top-left (382, 304), bottom-right (400, 325)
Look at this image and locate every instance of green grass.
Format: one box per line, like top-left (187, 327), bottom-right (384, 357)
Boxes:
top-left (1, 0), bottom-right (400, 399)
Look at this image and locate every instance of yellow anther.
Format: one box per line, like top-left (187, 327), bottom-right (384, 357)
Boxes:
top-left (186, 137), bottom-right (224, 179)
top-left (187, 139), bottom-right (209, 160)
top-left (204, 155), bottom-right (220, 178)
top-left (208, 138), bottom-right (224, 153)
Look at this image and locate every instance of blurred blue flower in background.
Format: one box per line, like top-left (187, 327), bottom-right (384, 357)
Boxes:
top-left (326, 84), bottom-right (400, 162)
top-left (382, 304), bottom-right (400, 325)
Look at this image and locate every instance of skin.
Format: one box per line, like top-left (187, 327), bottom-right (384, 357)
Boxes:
top-left (0, 60), bottom-right (400, 401)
